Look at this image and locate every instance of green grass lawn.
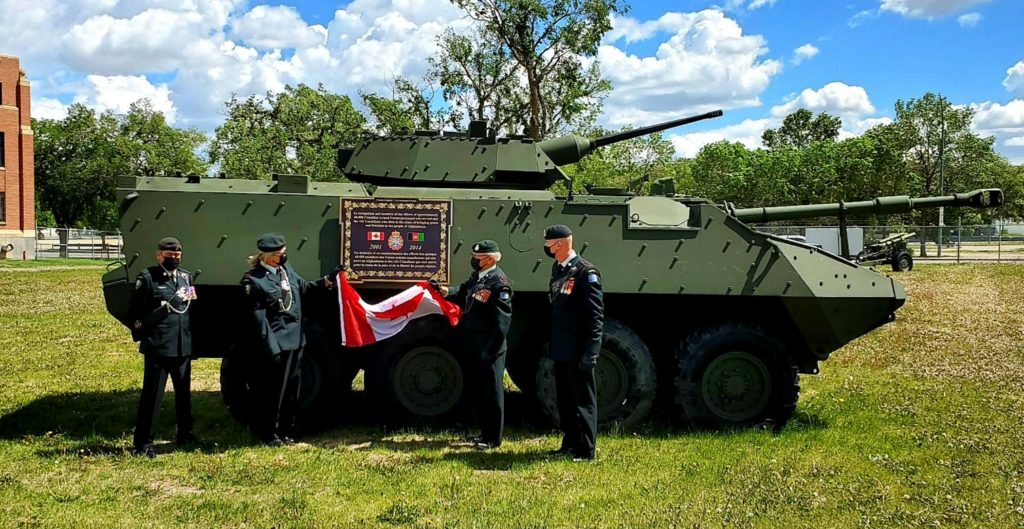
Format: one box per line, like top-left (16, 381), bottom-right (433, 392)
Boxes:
top-left (0, 258), bottom-right (107, 270)
top-left (1, 265), bottom-right (1023, 528)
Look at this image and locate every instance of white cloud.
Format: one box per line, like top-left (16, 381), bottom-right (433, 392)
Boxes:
top-left (879, 0), bottom-right (990, 19)
top-left (1004, 136), bottom-right (1024, 147)
top-left (848, 9), bottom-right (879, 27)
top-left (748, 0), bottom-right (777, 9)
top-left (971, 99), bottom-right (1024, 134)
top-left (231, 5), bottom-right (327, 49)
top-left (957, 12), bottom-right (982, 27)
top-left (599, 10), bottom-right (782, 127)
top-left (792, 44), bottom-right (819, 65)
top-left (771, 82), bottom-right (876, 118)
top-left (667, 118), bottom-right (771, 157)
top-left (1004, 61), bottom-right (1024, 97)
top-left (80, 74), bottom-right (177, 123)
top-left (32, 97), bottom-right (69, 120)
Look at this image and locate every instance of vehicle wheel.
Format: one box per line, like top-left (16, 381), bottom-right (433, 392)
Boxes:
top-left (673, 324), bottom-right (799, 430)
top-left (535, 319), bottom-right (656, 429)
top-left (219, 354), bottom-right (256, 426)
top-left (297, 323), bottom-right (358, 413)
top-left (365, 318), bottom-right (465, 421)
top-left (892, 251), bottom-right (913, 272)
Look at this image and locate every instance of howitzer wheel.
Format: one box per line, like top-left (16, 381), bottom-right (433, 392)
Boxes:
top-left (892, 251), bottom-right (913, 272)
top-left (673, 324), bottom-right (799, 430)
top-left (535, 319), bottom-right (656, 429)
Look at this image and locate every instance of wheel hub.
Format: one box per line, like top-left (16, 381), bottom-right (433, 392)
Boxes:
top-left (595, 349), bottom-right (629, 416)
top-left (392, 345), bottom-right (463, 416)
top-left (701, 350), bottom-right (772, 422)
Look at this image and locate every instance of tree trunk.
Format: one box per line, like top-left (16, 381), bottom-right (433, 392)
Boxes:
top-left (526, 67), bottom-right (541, 139)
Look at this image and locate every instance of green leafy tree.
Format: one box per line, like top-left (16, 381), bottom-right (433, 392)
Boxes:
top-left (762, 109), bottom-right (842, 150)
top-left (34, 102), bottom-right (208, 253)
top-left (360, 78), bottom-right (458, 135)
top-left (210, 84), bottom-right (366, 181)
top-left (449, 0), bottom-right (628, 138)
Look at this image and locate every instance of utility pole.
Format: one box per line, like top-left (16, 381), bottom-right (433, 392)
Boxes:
top-left (937, 97), bottom-right (946, 257)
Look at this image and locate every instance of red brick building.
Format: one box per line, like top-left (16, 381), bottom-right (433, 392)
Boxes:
top-left (0, 54), bottom-right (35, 259)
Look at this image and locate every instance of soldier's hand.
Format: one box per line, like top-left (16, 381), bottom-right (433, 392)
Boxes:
top-left (320, 275), bottom-right (335, 289)
top-left (160, 300), bottom-right (169, 312)
top-left (428, 279), bottom-right (441, 291)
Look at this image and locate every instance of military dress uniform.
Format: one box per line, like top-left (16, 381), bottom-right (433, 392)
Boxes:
top-left (127, 237), bottom-right (196, 455)
top-left (444, 240), bottom-right (513, 448)
top-left (545, 225), bottom-right (604, 460)
top-left (242, 233), bottom-right (329, 443)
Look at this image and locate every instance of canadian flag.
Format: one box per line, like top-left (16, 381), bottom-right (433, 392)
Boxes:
top-left (336, 272), bottom-right (461, 347)
top-left (367, 231), bottom-right (384, 241)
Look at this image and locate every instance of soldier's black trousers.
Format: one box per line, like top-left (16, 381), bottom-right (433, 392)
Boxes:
top-left (134, 355), bottom-right (192, 449)
top-left (553, 361), bottom-right (597, 458)
top-left (475, 353), bottom-right (506, 445)
top-left (260, 347), bottom-right (303, 440)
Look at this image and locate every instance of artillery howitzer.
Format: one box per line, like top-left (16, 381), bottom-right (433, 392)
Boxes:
top-left (856, 232), bottom-right (916, 271)
top-left (102, 109), bottom-right (1003, 431)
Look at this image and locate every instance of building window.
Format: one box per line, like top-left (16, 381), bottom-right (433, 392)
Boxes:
top-left (0, 131), bottom-right (4, 167)
top-left (0, 192), bottom-right (6, 223)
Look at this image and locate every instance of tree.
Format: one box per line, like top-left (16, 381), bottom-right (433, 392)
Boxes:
top-left (449, 0), bottom-right (628, 138)
top-left (209, 84), bottom-right (366, 181)
top-left (360, 78), bottom-right (458, 135)
top-left (34, 102), bottom-right (208, 253)
top-left (762, 109), bottom-right (842, 149)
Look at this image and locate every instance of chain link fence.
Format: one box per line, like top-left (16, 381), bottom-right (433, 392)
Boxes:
top-left (35, 228), bottom-right (124, 260)
top-left (755, 223), bottom-right (1024, 263)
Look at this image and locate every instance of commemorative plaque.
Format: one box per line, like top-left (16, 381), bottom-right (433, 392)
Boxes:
top-left (340, 199), bottom-right (451, 283)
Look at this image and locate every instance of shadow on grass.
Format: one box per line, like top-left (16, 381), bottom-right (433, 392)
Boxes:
top-left (0, 387), bottom-right (830, 460)
top-left (0, 389), bottom-right (256, 456)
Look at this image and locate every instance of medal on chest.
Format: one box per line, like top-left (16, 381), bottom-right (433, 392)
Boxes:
top-left (562, 278), bottom-right (575, 295)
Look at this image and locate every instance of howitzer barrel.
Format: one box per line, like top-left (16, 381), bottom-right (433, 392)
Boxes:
top-left (732, 188), bottom-right (1004, 223)
top-left (539, 110), bottom-right (723, 166)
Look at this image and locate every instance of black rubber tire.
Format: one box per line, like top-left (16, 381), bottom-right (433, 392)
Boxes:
top-left (535, 319), bottom-right (656, 429)
top-left (219, 354), bottom-right (256, 427)
top-left (673, 324), bottom-right (799, 430)
top-left (892, 251), bottom-right (913, 272)
top-left (364, 317), bottom-right (466, 423)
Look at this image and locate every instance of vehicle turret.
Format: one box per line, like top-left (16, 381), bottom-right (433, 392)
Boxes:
top-left (336, 110), bottom-right (723, 189)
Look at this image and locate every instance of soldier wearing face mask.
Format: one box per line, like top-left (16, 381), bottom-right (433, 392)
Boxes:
top-left (241, 232), bottom-right (334, 446)
top-left (543, 224), bottom-right (604, 461)
top-left (431, 240), bottom-right (513, 449)
top-left (126, 236), bottom-right (198, 458)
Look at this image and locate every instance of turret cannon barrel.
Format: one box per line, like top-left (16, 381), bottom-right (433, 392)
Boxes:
top-left (730, 188), bottom-right (1004, 223)
top-left (538, 110), bottom-right (724, 166)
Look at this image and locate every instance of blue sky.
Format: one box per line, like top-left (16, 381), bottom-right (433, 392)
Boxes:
top-left (1, 0), bottom-right (1021, 161)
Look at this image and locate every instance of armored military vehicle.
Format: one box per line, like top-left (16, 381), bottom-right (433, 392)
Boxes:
top-left (102, 110), bottom-right (1003, 430)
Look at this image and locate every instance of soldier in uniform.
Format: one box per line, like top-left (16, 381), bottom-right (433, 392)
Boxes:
top-left (543, 224), bottom-right (604, 461)
top-left (127, 237), bottom-right (198, 458)
top-left (242, 233), bottom-right (333, 446)
top-left (432, 240), bottom-right (513, 449)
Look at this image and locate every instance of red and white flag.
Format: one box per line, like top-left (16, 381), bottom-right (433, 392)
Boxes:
top-left (367, 231), bottom-right (384, 241)
top-left (336, 272), bottom-right (461, 347)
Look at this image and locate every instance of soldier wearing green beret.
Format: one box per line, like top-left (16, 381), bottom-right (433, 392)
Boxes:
top-left (127, 236), bottom-right (199, 458)
top-left (432, 239), bottom-right (513, 449)
top-left (543, 224), bottom-right (604, 461)
top-left (241, 232), bottom-right (334, 445)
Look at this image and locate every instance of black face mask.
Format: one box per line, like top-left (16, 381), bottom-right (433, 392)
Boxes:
top-left (470, 257), bottom-right (482, 271)
top-left (163, 257), bottom-right (181, 271)
top-left (278, 253), bottom-right (288, 266)
top-left (544, 246), bottom-right (556, 259)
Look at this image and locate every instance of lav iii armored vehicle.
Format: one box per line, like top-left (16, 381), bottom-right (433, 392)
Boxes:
top-left (102, 110), bottom-right (1003, 430)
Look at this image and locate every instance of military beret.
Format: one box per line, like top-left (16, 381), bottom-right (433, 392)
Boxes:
top-left (471, 239), bottom-right (500, 253)
top-left (543, 224), bottom-right (573, 240)
top-left (157, 237), bottom-right (182, 251)
top-left (257, 232), bottom-right (286, 252)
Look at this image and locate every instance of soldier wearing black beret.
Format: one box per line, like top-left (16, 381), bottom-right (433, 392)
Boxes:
top-left (543, 224), bottom-right (604, 461)
top-left (126, 236), bottom-right (199, 458)
top-left (241, 232), bottom-right (334, 445)
top-left (432, 239), bottom-right (513, 449)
